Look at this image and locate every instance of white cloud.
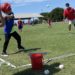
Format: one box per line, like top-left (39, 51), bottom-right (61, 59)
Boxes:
top-left (1, 0), bottom-right (13, 3)
top-left (1, 0), bottom-right (48, 3)
top-left (1, 0), bottom-right (49, 7)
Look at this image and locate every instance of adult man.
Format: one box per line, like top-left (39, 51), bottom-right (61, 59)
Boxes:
top-left (63, 3), bottom-right (75, 31)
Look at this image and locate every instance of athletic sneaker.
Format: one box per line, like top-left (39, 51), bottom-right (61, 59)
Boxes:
top-left (18, 46), bottom-right (25, 51)
top-left (1, 52), bottom-right (8, 57)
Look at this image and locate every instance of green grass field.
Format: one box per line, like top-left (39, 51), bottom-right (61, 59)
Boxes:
top-left (0, 22), bottom-right (75, 75)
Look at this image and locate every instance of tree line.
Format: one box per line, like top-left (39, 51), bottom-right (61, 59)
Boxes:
top-left (40, 7), bottom-right (64, 22)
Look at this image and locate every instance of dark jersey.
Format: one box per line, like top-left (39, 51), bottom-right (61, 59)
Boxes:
top-left (4, 12), bottom-right (14, 34)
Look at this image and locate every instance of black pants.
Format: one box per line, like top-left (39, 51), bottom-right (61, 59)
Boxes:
top-left (3, 31), bottom-right (22, 53)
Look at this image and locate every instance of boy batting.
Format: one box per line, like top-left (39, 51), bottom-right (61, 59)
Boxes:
top-left (0, 3), bottom-right (25, 56)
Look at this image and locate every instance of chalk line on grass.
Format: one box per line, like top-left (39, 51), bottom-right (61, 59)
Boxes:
top-left (15, 53), bottom-right (75, 69)
top-left (44, 53), bottom-right (75, 64)
top-left (0, 58), bottom-right (16, 68)
top-left (0, 58), bottom-right (31, 69)
top-left (0, 53), bottom-right (75, 69)
top-left (16, 64), bottom-right (31, 69)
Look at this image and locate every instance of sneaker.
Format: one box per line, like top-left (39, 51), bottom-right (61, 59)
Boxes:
top-left (18, 46), bottom-right (25, 51)
top-left (1, 52), bottom-right (8, 57)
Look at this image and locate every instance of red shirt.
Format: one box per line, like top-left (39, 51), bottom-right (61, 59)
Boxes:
top-left (0, 5), bottom-right (1, 11)
top-left (48, 19), bottom-right (51, 23)
top-left (63, 7), bottom-right (75, 20)
top-left (18, 20), bottom-right (22, 26)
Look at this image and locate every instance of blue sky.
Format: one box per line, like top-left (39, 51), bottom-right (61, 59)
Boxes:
top-left (1, 0), bottom-right (75, 14)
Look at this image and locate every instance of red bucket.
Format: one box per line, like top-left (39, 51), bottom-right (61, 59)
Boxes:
top-left (30, 53), bottom-right (43, 70)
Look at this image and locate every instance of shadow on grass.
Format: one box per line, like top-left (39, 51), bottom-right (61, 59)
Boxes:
top-left (13, 62), bottom-right (61, 75)
top-left (44, 62), bottom-right (61, 75)
top-left (8, 48), bottom-right (41, 55)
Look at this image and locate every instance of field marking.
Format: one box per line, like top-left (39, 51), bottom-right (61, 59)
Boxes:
top-left (44, 53), bottom-right (75, 64)
top-left (16, 64), bottom-right (31, 69)
top-left (15, 53), bottom-right (75, 69)
top-left (0, 57), bottom-right (31, 69)
top-left (0, 58), bottom-right (16, 68)
top-left (0, 53), bottom-right (75, 69)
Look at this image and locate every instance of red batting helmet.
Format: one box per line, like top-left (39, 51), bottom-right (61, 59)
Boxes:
top-left (1, 3), bottom-right (11, 13)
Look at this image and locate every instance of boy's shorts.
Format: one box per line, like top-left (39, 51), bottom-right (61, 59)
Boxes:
top-left (69, 19), bottom-right (75, 25)
top-left (18, 25), bottom-right (22, 29)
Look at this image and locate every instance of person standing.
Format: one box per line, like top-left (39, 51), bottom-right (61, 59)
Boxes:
top-left (0, 3), bottom-right (25, 56)
top-left (48, 18), bottom-right (52, 27)
top-left (63, 3), bottom-right (75, 31)
top-left (17, 18), bottom-right (23, 32)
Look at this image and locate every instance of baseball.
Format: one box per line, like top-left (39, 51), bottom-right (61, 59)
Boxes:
top-left (59, 64), bottom-right (64, 69)
top-left (44, 69), bottom-right (50, 75)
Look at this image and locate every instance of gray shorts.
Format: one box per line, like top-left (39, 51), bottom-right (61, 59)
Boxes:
top-left (69, 19), bottom-right (75, 25)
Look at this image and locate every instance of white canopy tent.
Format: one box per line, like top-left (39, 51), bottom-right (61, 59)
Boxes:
top-left (14, 13), bottom-right (43, 19)
top-left (14, 13), bottom-right (43, 24)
